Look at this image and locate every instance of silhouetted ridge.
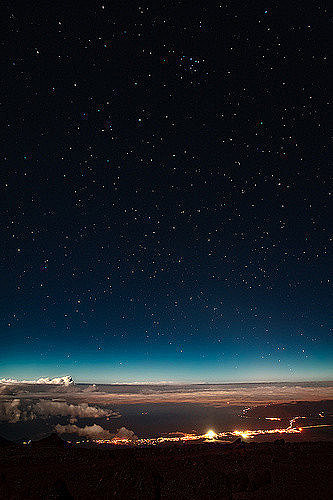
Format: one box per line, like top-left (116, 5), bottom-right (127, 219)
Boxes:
top-left (32, 432), bottom-right (64, 447)
top-left (0, 435), bottom-right (15, 447)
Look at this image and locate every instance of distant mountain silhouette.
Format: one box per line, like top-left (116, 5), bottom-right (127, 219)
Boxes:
top-left (0, 435), bottom-right (15, 447)
top-left (32, 432), bottom-right (65, 448)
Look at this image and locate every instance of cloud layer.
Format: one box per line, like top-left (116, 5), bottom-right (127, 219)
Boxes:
top-left (1, 381), bottom-right (332, 406)
top-left (0, 399), bottom-right (120, 423)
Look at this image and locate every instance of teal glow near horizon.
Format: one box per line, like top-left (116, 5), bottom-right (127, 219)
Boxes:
top-left (2, 336), bottom-right (332, 384)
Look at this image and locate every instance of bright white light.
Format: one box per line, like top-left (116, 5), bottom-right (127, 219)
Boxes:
top-left (205, 429), bottom-right (217, 439)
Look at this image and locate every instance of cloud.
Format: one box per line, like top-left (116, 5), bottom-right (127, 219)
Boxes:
top-left (114, 426), bottom-right (138, 441)
top-left (82, 384), bottom-right (99, 393)
top-left (55, 423), bottom-right (113, 440)
top-left (55, 423), bottom-right (138, 441)
top-left (36, 383), bottom-right (331, 405)
top-left (0, 399), bottom-right (22, 423)
top-left (0, 399), bottom-right (120, 423)
top-left (0, 376), bottom-right (74, 386)
top-left (0, 400), bottom-right (38, 423)
top-left (1, 381), bottom-right (332, 406)
top-left (0, 385), bottom-right (14, 395)
top-left (33, 400), bottom-right (120, 419)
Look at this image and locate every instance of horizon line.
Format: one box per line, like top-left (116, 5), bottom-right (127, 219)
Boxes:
top-left (2, 375), bottom-right (333, 386)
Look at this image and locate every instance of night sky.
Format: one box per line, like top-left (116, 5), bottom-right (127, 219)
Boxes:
top-left (1, 1), bottom-right (332, 383)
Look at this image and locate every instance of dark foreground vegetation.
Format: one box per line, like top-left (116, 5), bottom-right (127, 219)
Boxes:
top-left (0, 434), bottom-right (332, 499)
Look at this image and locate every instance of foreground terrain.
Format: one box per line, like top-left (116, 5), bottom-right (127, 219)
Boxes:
top-left (0, 436), bottom-right (332, 499)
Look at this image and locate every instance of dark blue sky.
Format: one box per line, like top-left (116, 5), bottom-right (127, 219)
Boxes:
top-left (1, 0), bottom-right (332, 382)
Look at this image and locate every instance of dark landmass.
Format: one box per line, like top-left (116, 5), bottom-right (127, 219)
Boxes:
top-left (0, 434), bottom-right (14, 447)
top-left (1, 435), bottom-right (332, 499)
top-left (246, 399), bottom-right (333, 419)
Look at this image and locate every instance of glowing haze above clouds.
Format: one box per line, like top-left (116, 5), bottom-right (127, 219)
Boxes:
top-left (1, 378), bottom-right (332, 405)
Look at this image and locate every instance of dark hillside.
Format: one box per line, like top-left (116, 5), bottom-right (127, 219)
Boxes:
top-left (1, 437), bottom-right (332, 499)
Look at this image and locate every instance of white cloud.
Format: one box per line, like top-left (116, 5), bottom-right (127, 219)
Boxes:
top-left (0, 376), bottom-right (74, 386)
top-left (55, 423), bottom-right (113, 440)
top-left (33, 400), bottom-right (120, 419)
top-left (114, 426), bottom-right (138, 441)
top-left (55, 423), bottom-right (138, 441)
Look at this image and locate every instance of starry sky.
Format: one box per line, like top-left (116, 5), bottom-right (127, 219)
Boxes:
top-left (1, 1), bottom-right (332, 383)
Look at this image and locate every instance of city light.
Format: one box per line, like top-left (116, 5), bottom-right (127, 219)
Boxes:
top-left (74, 416), bottom-right (325, 448)
top-left (205, 430), bottom-right (218, 439)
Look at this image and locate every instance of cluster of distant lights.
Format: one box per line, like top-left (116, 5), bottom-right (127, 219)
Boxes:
top-left (90, 424), bottom-right (302, 447)
top-left (64, 416), bottom-right (331, 448)
top-left (20, 413), bottom-right (330, 447)
top-left (73, 426), bottom-right (302, 447)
